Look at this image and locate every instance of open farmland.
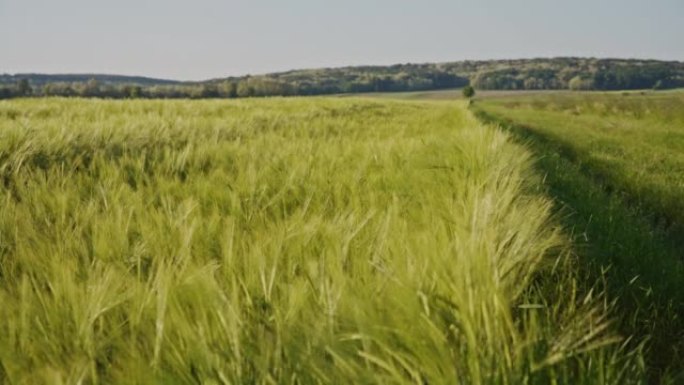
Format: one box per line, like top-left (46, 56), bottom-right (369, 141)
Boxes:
top-left (474, 91), bottom-right (684, 381)
top-left (0, 98), bottom-right (648, 384)
top-left (476, 91), bottom-right (684, 227)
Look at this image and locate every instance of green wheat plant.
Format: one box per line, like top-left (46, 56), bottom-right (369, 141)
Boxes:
top-left (0, 98), bottom-right (646, 384)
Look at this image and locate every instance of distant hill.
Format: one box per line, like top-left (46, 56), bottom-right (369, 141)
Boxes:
top-left (2, 58), bottom-right (684, 99)
top-left (0, 73), bottom-right (180, 87)
top-left (205, 57), bottom-right (684, 95)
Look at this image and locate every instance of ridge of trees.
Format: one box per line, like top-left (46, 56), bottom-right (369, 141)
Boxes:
top-left (2, 58), bottom-right (683, 99)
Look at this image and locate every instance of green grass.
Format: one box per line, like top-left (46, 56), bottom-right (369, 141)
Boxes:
top-left (336, 89), bottom-right (561, 101)
top-left (0, 97), bottom-right (649, 384)
top-left (474, 91), bottom-right (684, 382)
top-left (335, 88), bottom-right (466, 100)
top-left (477, 91), bottom-right (684, 233)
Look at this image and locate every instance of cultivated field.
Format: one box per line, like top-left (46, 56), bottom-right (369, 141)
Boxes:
top-left (477, 91), bottom-right (684, 227)
top-left (475, 91), bottom-right (684, 382)
top-left (336, 89), bottom-right (567, 101)
top-left (0, 98), bottom-right (646, 384)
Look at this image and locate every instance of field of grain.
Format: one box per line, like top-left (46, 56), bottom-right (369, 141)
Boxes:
top-left (0, 98), bottom-right (647, 384)
top-left (337, 89), bottom-right (565, 101)
top-left (477, 91), bottom-right (684, 225)
top-left (474, 91), bottom-right (684, 382)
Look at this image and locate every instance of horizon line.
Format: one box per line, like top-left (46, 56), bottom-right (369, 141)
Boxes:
top-left (3, 55), bottom-right (683, 83)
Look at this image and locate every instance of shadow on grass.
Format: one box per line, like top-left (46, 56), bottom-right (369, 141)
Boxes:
top-left (473, 107), bottom-right (684, 384)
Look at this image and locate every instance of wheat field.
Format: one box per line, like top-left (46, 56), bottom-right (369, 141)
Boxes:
top-left (0, 98), bottom-right (646, 384)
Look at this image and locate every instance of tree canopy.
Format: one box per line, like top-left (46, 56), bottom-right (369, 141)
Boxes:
top-left (2, 58), bottom-right (683, 100)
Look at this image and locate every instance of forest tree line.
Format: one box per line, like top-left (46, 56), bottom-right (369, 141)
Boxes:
top-left (0, 72), bottom-right (467, 99)
top-left (2, 58), bottom-right (683, 99)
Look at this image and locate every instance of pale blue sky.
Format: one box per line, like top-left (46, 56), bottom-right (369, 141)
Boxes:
top-left (1, 0), bottom-right (682, 80)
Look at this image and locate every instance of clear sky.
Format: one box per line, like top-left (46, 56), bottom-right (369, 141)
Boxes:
top-left (1, 0), bottom-right (682, 81)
